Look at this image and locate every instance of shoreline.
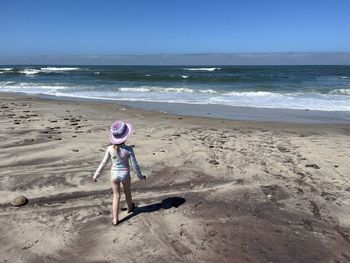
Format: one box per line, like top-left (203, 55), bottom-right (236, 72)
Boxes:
top-left (2, 91), bottom-right (350, 124)
top-left (1, 92), bottom-right (349, 262)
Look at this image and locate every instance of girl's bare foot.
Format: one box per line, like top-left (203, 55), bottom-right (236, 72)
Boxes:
top-left (112, 218), bottom-right (119, 226)
top-left (128, 203), bottom-right (135, 213)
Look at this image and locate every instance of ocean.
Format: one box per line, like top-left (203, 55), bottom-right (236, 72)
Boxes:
top-left (0, 65), bottom-right (349, 111)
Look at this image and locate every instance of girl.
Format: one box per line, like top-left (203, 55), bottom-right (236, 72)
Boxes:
top-left (93, 120), bottom-right (146, 226)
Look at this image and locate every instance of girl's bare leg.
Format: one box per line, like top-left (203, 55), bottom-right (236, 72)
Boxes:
top-left (122, 176), bottom-right (133, 212)
top-left (111, 180), bottom-right (121, 224)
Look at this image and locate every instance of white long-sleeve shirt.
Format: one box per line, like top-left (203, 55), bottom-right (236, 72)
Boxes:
top-left (93, 145), bottom-right (144, 181)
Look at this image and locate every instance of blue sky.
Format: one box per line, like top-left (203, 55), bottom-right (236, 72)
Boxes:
top-left (1, 0), bottom-right (350, 57)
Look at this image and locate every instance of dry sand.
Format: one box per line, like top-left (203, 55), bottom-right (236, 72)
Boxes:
top-left (0, 92), bottom-right (349, 263)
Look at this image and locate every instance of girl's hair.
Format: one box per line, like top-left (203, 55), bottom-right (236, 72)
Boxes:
top-left (113, 143), bottom-right (124, 157)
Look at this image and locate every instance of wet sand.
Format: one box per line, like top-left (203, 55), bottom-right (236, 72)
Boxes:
top-left (0, 92), bottom-right (349, 263)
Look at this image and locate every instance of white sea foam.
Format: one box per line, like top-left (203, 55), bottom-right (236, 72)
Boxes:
top-left (183, 67), bottom-right (221, 72)
top-left (181, 75), bottom-right (189, 79)
top-left (51, 91), bottom-right (349, 111)
top-left (0, 81), bottom-right (16, 85)
top-left (18, 67), bottom-right (79, 74)
top-left (331, 89), bottom-right (350, 95)
top-left (1, 82), bottom-right (349, 111)
top-left (94, 72), bottom-right (100, 75)
top-left (340, 76), bottom-right (349, 79)
top-left (198, 89), bottom-right (217, 94)
top-left (223, 91), bottom-right (282, 97)
top-left (19, 69), bottom-right (41, 75)
top-left (118, 87), bottom-right (195, 93)
top-left (0, 82), bottom-right (69, 92)
top-left (41, 67), bottom-right (79, 72)
top-left (210, 92), bottom-right (350, 111)
top-left (0, 68), bottom-right (13, 71)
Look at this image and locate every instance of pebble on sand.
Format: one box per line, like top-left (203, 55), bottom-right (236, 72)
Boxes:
top-left (11, 195), bottom-right (28, 207)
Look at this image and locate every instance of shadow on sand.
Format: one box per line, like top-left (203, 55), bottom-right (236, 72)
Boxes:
top-left (119, 197), bottom-right (186, 224)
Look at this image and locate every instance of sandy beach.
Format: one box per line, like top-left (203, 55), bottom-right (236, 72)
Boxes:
top-left (0, 92), bottom-right (349, 263)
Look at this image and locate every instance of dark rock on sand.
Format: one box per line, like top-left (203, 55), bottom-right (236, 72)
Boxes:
top-left (209, 160), bottom-right (219, 165)
top-left (305, 163), bottom-right (320, 169)
top-left (11, 195), bottom-right (28, 207)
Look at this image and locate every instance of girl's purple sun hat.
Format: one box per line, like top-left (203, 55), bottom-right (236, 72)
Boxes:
top-left (109, 120), bottom-right (133, 145)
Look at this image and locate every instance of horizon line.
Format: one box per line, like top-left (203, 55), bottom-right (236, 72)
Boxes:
top-left (1, 52), bottom-right (350, 66)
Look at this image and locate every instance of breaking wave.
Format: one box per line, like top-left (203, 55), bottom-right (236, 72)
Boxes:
top-left (183, 67), bottom-right (221, 72)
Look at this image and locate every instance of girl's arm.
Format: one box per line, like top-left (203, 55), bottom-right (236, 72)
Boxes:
top-left (93, 147), bottom-right (111, 180)
top-left (130, 148), bottom-right (145, 180)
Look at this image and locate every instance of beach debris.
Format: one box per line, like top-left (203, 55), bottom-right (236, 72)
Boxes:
top-left (305, 163), bottom-right (320, 169)
top-left (195, 201), bottom-right (203, 208)
top-left (303, 219), bottom-right (313, 231)
top-left (277, 144), bottom-right (290, 152)
top-left (22, 240), bottom-right (39, 250)
top-left (234, 179), bottom-right (244, 185)
top-left (11, 195), bottom-right (28, 207)
top-left (309, 200), bottom-right (321, 219)
top-left (321, 191), bottom-right (337, 202)
top-left (209, 159), bottom-right (219, 165)
top-left (261, 185), bottom-right (289, 202)
top-left (72, 149), bottom-right (79, 152)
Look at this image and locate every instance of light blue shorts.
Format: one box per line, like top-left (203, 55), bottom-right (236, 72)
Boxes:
top-left (111, 171), bottom-right (130, 182)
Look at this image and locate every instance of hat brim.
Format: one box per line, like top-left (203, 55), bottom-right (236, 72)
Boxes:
top-left (109, 122), bottom-right (133, 144)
